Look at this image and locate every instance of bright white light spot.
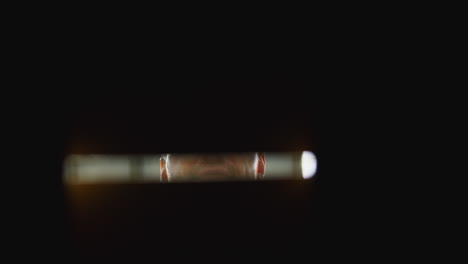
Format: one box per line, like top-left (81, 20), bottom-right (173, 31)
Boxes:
top-left (301, 151), bottom-right (317, 179)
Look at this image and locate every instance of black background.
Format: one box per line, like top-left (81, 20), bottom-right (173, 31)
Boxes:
top-left (6, 21), bottom-right (347, 262)
top-left (5, 5), bottom-right (438, 261)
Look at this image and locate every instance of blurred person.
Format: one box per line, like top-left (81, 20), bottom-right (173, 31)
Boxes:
top-left (160, 153), bottom-right (265, 182)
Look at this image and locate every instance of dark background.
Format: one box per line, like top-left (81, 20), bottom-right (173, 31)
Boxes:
top-left (9, 32), bottom-right (329, 261)
top-left (6, 5), bottom-right (440, 262)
